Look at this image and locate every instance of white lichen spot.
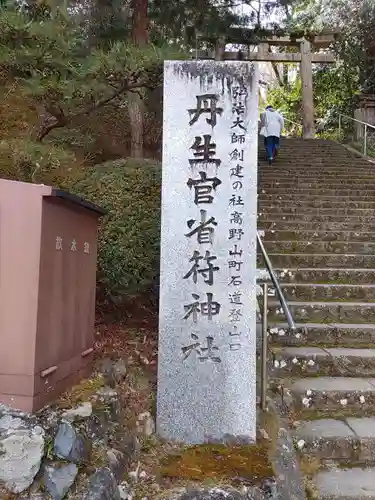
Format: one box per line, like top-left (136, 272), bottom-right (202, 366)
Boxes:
top-left (295, 332), bottom-right (301, 339)
top-left (306, 390), bottom-right (312, 396)
top-left (278, 329), bottom-right (286, 336)
top-left (359, 395), bottom-right (366, 404)
top-left (274, 360), bottom-right (280, 368)
top-left (292, 357), bottom-right (298, 364)
top-left (270, 327), bottom-right (278, 335)
top-left (340, 398), bottom-right (348, 406)
top-left (307, 359), bottom-right (315, 367)
top-left (280, 360), bottom-right (287, 368)
top-left (297, 439), bottom-right (306, 450)
top-left (302, 397), bottom-right (310, 407)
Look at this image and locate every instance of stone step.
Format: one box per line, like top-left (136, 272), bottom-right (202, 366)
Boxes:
top-left (258, 252), bottom-right (375, 268)
top-left (260, 206), bottom-right (375, 217)
top-left (313, 467), bottom-right (375, 500)
top-left (277, 283), bottom-right (375, 302)
top-left (267, 300), bottom-right (375, 323)
top-left (259, 194), bottom-right (375, 204)
top-left (258, 188), bottom-right (375, 197)
top-left (260, 230), bottom-right (375, 242)
top-left (289, 377), bottom-right (375, 413)
top-left (272, 346), bottom-right (375, 377)
top-left (259, 199), bottom-right (375, 210)
top-left (261, 220), bottom-right (375, 231)
top-left (259, 173), bottom-right (375, 180)
top-left (263, 240), bottom-right (375, 255)
top-left (294, 417), bottom-right (375, 463)
top-left (258, 199), bottom-right (375, 215)
top-left (259, 213), bottom-right (375, 224)
top-left (269, 323), bottom-right (375, 347)
top-left (260, 181), bottom-right (375, 190)
top-left (268, 268), bottom-right (375, 285)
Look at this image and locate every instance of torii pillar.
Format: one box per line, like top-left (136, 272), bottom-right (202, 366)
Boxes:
top-left (300, 39), bottom-right (315, 139)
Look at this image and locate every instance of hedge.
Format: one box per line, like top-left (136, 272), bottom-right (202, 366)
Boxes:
top-left (73, 159), bottom-right (161, 305)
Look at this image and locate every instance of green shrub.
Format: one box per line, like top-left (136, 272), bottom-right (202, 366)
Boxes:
top-left (73, 159), bottom-right (161, 305)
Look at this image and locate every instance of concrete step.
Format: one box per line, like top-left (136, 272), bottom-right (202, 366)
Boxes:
top-left (289, 377), bottom-right (375, 413)
top-left (272, 346), bottom-right (375, 377)
top-left (294, 417), bottom-right (375, 463)
top-left (314, 467), bottom-right (375, 500)
top-left (277, 283), bottom-right (375, 302)
top-left (267, 300), bottom-right (375, 323)
top-left (269, 323), bottom-right (375, 347)
top-left (259, 213), bottom-right (375, 224)
top-left (263, 240), bottom-right (375, 255)
top-left (260, 230), bottom-right (375, 243)
top-left (258, 253), bottom-right (375, 268)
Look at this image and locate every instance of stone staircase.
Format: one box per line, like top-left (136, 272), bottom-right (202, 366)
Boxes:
top-left (258, 138), bottom-right (375, 499)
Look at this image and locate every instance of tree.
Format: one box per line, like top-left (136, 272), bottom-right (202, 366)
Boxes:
top-left (0, 4), bottom-right (174, 143)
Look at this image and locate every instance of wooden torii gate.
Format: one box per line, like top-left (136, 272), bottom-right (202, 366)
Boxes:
top-left (193, 28), bottom-right (338, 139)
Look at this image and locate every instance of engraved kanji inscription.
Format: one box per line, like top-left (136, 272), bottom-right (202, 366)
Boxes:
top-left (229, 195), bottom-right (244, 207)
top-left (231, 133), bottom-right (245, 144)
top-left (231, 117), bottom-right (247, 131)
top-left (228, 260), bottom-right (243, 272)
top-left (229, 244), bottom-right (243, 257)
top-left (189, 135), bottom-right (221, 167)
top-left (186, 209), bottom-right (218, 244)
top-left (229, 228), bottom-right (245, 241)
top-left (229, 308), bottom-right (243, 322)
top-left (188, 94), bottom-right (223, 128)
top-left (232, 86), bottom-right (248, 99)
top-left (229, 291), bottom-right (243, 305)
top-left (183, 292), bottom-right (221, 322)
top-left (187, 171), bottom-right (222, 205)
top-left (181, 333), bottom-right (221, 363)
top-left (230, 211), bottom-right (243, 224)
top-left (230, 164), bottom-right (244, 178)
top-left (229, 149), bottom-right (244, 162)
top-left (232, 181), bottom-right (243, 190)
top-left (232, 102), bottom-right (245, 116)
top-left (229, 275), bottom-right (242, 286)
top-left (183, 250), bottom-right (219, 285)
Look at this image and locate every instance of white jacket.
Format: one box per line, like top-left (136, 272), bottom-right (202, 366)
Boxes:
top-left (260, 109), bottom-right (284, 138)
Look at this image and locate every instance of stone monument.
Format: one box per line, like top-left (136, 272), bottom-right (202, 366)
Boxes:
top-left (158, 60), bottom-right (259, 444)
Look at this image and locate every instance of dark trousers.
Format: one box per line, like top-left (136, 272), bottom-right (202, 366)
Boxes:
top-left (264, 136), bottom-right (280, 160)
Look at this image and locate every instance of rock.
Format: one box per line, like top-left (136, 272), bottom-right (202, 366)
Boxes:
top-left (118, 482), bottom-right (132, 499)
top-left (54, 422), bottom-right (90, 463)
top-left (62, 403), bottom-right (93, 422)
top-left (107, 435), bottom-right (139, 481)
top-left (176, 489), bottom-right (247, 500)
top-left (44, 464), bottom-right (78, 500)
top-left (82, 468), bottom-right (121, 500)
top-left (0, 414), bottom-right (24, 432)
top-left (136, 412), bottom-right (155, 437)
top-left (0, 425), bottom-right (44, 493)
top-left (100, 358), bottom-right (127, 388)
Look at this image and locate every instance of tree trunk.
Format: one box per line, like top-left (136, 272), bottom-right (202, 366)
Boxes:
top-left (129, 0), bottom-right (148, 158)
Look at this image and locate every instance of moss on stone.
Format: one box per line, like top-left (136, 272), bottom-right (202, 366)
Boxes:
top-left (160, 443), bottom-right (273, 484)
